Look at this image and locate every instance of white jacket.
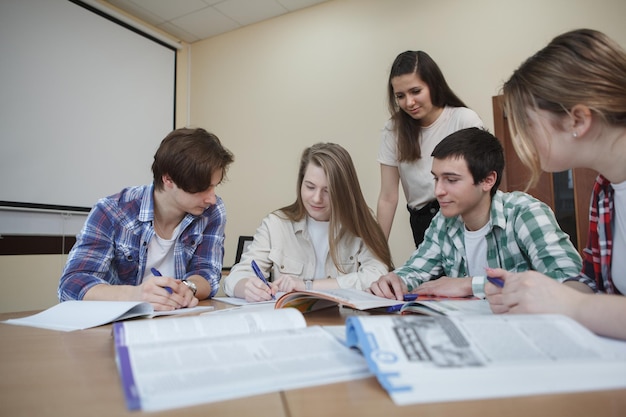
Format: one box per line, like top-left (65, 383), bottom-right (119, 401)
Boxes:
top-left (222, 212), bottom-right (389, 296)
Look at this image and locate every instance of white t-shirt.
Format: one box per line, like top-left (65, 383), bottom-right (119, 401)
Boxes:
top-left (611, 180), bottom-right (626, 294)
top-left (307, 216), bottom-right (330, 279)
top-left (378, 106), bottom-right (483, 210)
top-left (144, 222), bottom-right (182, 281)
top-left (464, 221), bottom-right (491, 278)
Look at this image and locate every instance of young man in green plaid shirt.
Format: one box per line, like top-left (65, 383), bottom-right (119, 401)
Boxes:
top-left (370, 127), bottom-right (582, 300)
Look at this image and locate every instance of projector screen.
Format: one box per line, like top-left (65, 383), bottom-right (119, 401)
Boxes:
top-left (0, 0), bottom-right (176, 211)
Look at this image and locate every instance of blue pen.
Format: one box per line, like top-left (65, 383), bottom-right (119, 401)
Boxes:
top-left (487, 276), bottom-right (504, 288)
top-left (251, 260), bottom-right (275, 300)
top-left (151, 267), bottom-right (173, 294)
top-left (386, 303), bottom-right (404, 313)
top-left (386, 294), bottom-right (418, 313)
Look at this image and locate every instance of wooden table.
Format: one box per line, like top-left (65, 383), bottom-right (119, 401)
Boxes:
top-left (1, 300), bottom-right (625, 417)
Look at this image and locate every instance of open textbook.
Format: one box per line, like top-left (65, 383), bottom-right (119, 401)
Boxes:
top-left (213, 292), bottom-right (287, 306)
top-left (273, 288), bottom-right (491, 316)
top-left (2, 300), bottom-right (214, 331)
top-left (274, 288), bottom-right (402, 312)
top-left (345, 314), bottom-right (626, 405)
top-left (113, 308), bottom-right (371, 411)
top-left (399, 298), bottom-right (492, 316)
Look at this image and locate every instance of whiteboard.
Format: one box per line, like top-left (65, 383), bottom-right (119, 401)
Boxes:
top-left (0, 0), bottom-right (176, 212)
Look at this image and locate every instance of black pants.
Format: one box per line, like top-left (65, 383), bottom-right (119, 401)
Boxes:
top-left (407, 200), bottom-right (439, 248)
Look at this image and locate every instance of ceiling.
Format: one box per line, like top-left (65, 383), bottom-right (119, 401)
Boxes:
top-left (104, 0), bottom-right (330, 44)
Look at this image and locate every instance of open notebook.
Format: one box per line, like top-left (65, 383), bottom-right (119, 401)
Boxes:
top-left (3, 300), bottom-right (214, 331)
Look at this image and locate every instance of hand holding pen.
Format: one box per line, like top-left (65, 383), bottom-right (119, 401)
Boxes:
top-left (483, 268), bottom-right (515, 314)
top-left (151, 267), bottom-right (173, 294)
top-left (251, 260), bottom-right (275, 300)
top-left (484, 267), bottom-right (506, 289)
top-left (487, 276), bottom-right (504, 288)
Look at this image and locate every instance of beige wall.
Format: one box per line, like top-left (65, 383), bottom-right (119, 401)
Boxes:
top-left (2, 0), bottom-right (625, 313)
top-left (187, 0), bottom-right (626, 267)
top-left (0, 255), bottom-right (68, 313)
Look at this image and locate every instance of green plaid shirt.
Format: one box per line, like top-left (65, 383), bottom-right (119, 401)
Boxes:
top-left (395, 191), bottom-right (582, 291)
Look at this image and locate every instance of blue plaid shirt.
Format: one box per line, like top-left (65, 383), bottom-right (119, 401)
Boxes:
top-left (58, 185), bottom-right (226, 300)
top-left (395, 191), bottom-right (583, 291)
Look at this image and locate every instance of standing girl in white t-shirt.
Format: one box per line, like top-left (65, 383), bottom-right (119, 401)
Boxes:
top-left (377, 50), bottom-right (483, 247)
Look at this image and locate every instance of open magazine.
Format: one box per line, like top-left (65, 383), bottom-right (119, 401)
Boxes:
top-left (345, 314), bottom-right (626, 405)
top-left (113, 308), bottom-right (371, 411)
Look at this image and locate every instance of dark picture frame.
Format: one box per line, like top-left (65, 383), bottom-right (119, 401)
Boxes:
top-left (234, 235), bottom-right (254, 265)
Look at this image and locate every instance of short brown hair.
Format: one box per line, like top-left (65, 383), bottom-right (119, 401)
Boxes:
top-left (152, 128), bottom-right (234, 192)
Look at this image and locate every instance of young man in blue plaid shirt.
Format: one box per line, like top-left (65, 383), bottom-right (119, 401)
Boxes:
top-left (58, 128), bottom-right (234, 311)
top-left (370, 127), bottom-right (581, 300)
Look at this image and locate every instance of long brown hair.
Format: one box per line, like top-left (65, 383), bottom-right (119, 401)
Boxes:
top-left (387, 51), bottom-right (467, 162)
top-left (279, 143), bottom-right (394, 271)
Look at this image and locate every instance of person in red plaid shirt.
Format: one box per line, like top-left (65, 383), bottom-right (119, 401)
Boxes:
top-left (486, 29), bottom-right (626, 340)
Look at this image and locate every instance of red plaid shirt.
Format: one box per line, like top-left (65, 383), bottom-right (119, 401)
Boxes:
top-left (566, 175), bottom-right (621, 294)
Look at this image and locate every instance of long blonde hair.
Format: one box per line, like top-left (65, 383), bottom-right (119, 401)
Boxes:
top-left (503, 28), bottom-right (626, 186)
top-left (279, 143), bottom-right (394, 271)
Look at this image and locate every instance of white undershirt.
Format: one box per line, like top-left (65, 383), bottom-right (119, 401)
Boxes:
top-left (611, 181), bottom-right (626, 294)
top-left (143, 222), bottom-right (182, 281)
top-left (464, 221), bottom-right (491, 278)
top-left (307, 216), bottom-right (329, 279)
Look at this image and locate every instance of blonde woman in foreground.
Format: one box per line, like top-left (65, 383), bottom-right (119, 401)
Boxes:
top-left (485, 29), bottom-right (626, 340)
top-left (223, 143), bottom-right (393, 302)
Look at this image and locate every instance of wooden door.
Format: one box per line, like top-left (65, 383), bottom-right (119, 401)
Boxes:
top-left (492, 95), bottom-right (597, 254)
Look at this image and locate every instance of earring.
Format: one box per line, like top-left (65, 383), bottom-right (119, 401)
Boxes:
top-left (572, 131), bottom-right (578, 138)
